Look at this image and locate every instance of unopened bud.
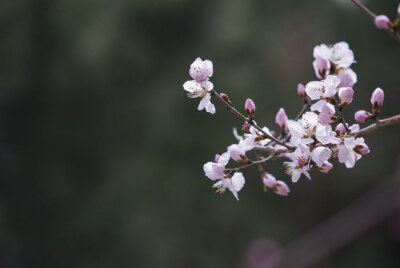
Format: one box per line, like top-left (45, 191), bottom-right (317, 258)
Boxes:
top-left (354, 144), bottom-right (370, 155)
top-left (370, 87), bottom-right (384, 114)
top-left (242, 123), bottom-right (250, 131)
top-left (220, 93), bottom-right (231, 104)
top-left (320, 161), bottom-right (333, 173)
top-left (245, 98), bottom-right (255, 119)
top-left (214, 154), bottom-right (220, 162)
top-left (335, 123), bottom-right (348, 135)
top-left (297, 83), bottom-right (307, 99)
top-left (374, 15), bottom-right (391, 30)
top-left (275, 108), bottom-right (288, 131)
top-left (338, 87), bottom-right (354, 106)
top-left (354, 110), bottom-right (370, 123)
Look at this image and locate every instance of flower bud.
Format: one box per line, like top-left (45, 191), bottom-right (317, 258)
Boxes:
top-left (275, 108), bottom-right (288, 131)
top-left (242, 123), bottom-right (250, 131)
top-left (354, 110), bottom-right (370, 123)
top-left (320, 161), bottom-right (333, 173)
top-left (335, 123), bottom-right (348, 135)
top-left (370, 87), bottom-right (384, 113)
top-left (338, 68), bottom-right (357, 87)
top-left (338, 87), bottom-right (354, 106)
top-left (245, 98), bottom-right (255, 119)
top-left (354, 144), bottom-right (370, 155)
top-left (219, 93), bottom-right (231, 105)
top-left (297, 83), bottom-right (307, 99)
top-left (374, 15), bottom-right (391, 30)
top-left (189, 57), bottom-right (213, 83)
top-left (214, 154), bottom-right (220, 162)
top-left (274, 181), bottom-right (290, 196)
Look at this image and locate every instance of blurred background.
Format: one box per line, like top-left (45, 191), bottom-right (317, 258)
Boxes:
top-left (0, 0), bottom-right (399, 267)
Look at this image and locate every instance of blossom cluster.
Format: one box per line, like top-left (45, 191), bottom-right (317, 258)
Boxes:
top-left (183, 42), bottom-right (387, 200)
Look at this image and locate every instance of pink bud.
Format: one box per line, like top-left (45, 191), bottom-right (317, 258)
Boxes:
top-left (374, 15), bottom-right (391, 30)
top-left (214, 154), bottom-right (220, 162)
top-left (354, 110), bottom-right (370, 123)
top-left (338, 87), bottom-right (354, 106)
top-left (242, 123), bottom-right (250, 131)
top-left (245, 98), bottom-right (256, 118)
top-left (358, 145), bottom-right (370, 155)
top-left (320, 161), bottom-right (333, 173)
top-left (275, 108), bottom-right (288, 130)
top-left (274, 181), bottom-right (290, 196)
top-left (220, 93), bottom-right (231, 104)
top-left (335, 123), bottom-right (348, 135)
top-left (297, 83), bottom-right (307, 99)
top-left (370, 87), bottom-right (384, 112)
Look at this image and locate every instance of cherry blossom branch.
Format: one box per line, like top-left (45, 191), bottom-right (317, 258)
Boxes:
top-left (211, 89), bottom-right (294, 151)
top-left (354, 114), bottom-right (400, 136)
top-left (350, 0), bottom-right (400, 44)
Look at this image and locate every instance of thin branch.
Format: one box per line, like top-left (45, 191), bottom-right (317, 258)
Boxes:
top-left (295, 101), bottom-right (311, 121)
top-left (353, 114), bottom-right (400, 136)
top-left (333, 102), bottom-right (351, 133)
top-left (211, 89), bottom-right (294, 151)
top-left (350, 0), bottom-right (400, 44)
top-left (226, 154), bottom-right (275, 172)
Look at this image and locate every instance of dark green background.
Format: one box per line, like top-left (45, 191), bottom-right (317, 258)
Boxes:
top-left (0, 0), bottom-right (399, 267)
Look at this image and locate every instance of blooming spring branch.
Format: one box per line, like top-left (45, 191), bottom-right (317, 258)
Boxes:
top-left (183, 42), bottom-right (400, 200)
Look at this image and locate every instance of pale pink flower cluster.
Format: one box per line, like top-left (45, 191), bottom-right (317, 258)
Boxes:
top-left (183, 42), bottom-right (388, 201)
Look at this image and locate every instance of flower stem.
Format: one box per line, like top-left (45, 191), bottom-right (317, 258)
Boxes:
top-left (211, 89), bottom-right (294, 151)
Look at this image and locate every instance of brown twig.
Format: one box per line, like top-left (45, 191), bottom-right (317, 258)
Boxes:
top-left (353, 114), bottom-right (400, 136)
top-left (226, 154), bottom-right (276, 172)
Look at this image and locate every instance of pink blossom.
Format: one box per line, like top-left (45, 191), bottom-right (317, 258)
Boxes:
top-left (311, 146), bottom-right (332, 168)
top-left (297, 83), bottom-right (307, 99)
top-left (370, 87), bottom-right (384, 112)
top-left (337, 68), bottom-right (357, 87)
top-left (306, 75), bottom-right (340, 100)
top-left (245, 98), bottom-right (256, 118)
top-left (374, 15), bottom-right (391, 30)
top-left (183, 80), bottom-right (215, 114)
top-left (189, 57), bottom-right (213, 83)
top-left (335, 123), bottom-right (359, 135)
top-left (203, 152), bottom-right (230, 180)
top-left (284, 146), bottom-right (312, 183)
top-left (330, 42), bottom-right (354, 69)
top-left (337, 137), bottom-right (368, 168)
top-left (354, 110), bottom-right (370, 123)
top-left (228, 143), bottom-right (248, 162)
top-left (338, 87), bottom-right (354, 106)
top-left (318, 103), bottom-right (336, 125)
top-left (213, 172), bottom-right (245, 200)
top-left (275, 108), bottom-right (288, 131)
